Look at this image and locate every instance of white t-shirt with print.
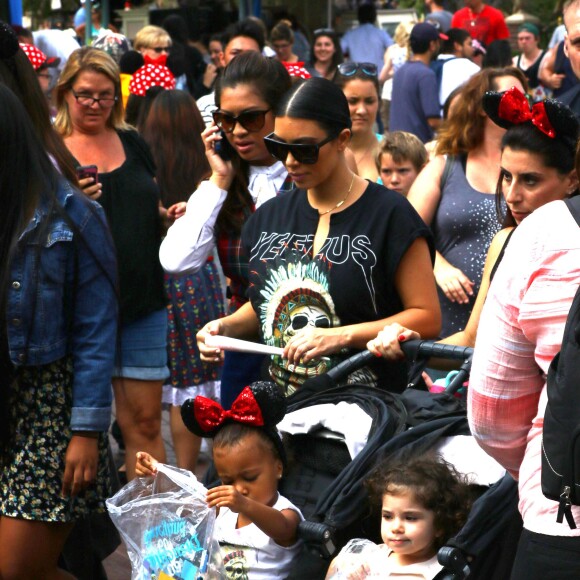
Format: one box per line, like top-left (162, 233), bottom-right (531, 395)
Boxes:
top-left (214, 493), bottom-right (303, 579)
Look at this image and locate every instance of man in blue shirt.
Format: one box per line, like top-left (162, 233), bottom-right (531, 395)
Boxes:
top-left (341, 3), bottom-right (393, 72)
top-left (390, 22), bottom-right (446, 142)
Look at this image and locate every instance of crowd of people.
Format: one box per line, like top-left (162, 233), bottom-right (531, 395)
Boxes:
top-left (3, 0), bottom-right (580, 577)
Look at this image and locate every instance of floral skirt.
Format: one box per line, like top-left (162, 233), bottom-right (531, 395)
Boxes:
top-left (0, 357), bottom-right (112, 522)
top-left (163, 261), bottom-right (225, 406)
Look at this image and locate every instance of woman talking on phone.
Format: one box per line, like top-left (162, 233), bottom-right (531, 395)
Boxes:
top-left (54, 47), bottom-right (168, 480)
top-left (197, 78), bottom-right (440, 394)
top-left (159, 51), bottom-right (292, 408)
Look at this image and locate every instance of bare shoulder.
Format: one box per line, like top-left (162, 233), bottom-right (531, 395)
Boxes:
top-left (489, 227), bottom-right (515, 258)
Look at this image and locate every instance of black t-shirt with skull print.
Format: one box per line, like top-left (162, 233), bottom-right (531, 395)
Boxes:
top-left (241, 180), bottom-right (434, 394)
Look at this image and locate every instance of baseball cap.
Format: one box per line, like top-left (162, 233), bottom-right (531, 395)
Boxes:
top-left (518, 22), bottom-right (540, 38)
top-left (411, 22), bottom-right (448, 43)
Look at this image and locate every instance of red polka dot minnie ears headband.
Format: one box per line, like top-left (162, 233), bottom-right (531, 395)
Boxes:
top-left (483, 86), bottom-right (579, 147)
top-left (128, 62), bottom-right (175, 96)
top-left (20, 42), bottom-right (60, 71)
top-left (181, 381), bottom-right (287, 464)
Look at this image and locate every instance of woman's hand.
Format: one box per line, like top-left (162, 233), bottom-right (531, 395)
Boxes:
top-left (202, 124), bottom-right (235, 191)
top-left (197, 319), bottom-right (226, 363)
top-left (283, 328), bottom-right (345, 366)
top-left (434, 261), bottom-right (474, 304)
top-left (206, 485), bottom-right (248, 513)
top-left (78, 176), bottom-right (102, 201)
top-left (61, 433), bottom-right (99, 497)
top-left (203, 63), bottom-right (218, 89)
top-left (367, 323), bottom-right (420, 360)
top-left (135, 451), bottom-right (159, 477)
top-left (167, 202), bottom-right (187, 221)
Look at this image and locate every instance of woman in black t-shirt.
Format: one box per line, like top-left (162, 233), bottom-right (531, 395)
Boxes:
top-left (198, 78), bottom-right (441, 393)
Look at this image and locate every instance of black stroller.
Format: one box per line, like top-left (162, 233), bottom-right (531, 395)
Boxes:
top-left (278, 341), bottom-right (522, 580)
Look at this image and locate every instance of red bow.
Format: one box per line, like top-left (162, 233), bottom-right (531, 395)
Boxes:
top-left (193, 386), bottom-right (264, 432)
top-left (498, 86), bottom-right (556, 138)
top-left (143, 53), bottom-right (168, 67)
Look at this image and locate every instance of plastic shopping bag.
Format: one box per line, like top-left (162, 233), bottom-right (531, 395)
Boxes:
top-left (326, 539), bottom-right (387, 579)
top-left (106, 463), bottom-right (217, 580)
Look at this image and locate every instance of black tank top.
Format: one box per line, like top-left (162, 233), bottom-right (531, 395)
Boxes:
top-left (516, 50), bottom-right (546, 88)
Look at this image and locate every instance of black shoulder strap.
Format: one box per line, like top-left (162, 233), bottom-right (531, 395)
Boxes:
top-left (489, 228), bottom-right (516, 283)
top-left (564, 197), bottom-right (580, 228)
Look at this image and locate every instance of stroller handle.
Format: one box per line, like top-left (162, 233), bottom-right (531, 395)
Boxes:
top-left (317, 342), bottom-right (473, 384)
top-left (298, 341), bottom-right (473, 396)
top-left (297, 520), bottom-right (337, 558)
top-left (400, 340), bottom-right (473, 361)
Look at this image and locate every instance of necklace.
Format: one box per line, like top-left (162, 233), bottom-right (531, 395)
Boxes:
top-left (316, 173), bottom-right (355, 216)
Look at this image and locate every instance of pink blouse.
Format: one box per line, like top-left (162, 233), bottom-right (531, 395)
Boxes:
top-left (469, 200), bottom-right (580, 536)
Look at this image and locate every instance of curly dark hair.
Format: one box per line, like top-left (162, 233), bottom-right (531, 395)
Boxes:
top-left (366, 454), bottom-right (473, 550)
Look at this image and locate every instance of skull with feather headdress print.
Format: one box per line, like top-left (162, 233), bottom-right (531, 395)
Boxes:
top-left (257, 251), bottom-right (340, 395)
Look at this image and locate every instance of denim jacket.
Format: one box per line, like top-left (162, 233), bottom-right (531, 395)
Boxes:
top-left (7, 178), bottom-right (118, 432)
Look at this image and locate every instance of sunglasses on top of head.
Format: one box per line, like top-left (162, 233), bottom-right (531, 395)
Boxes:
top-left (264, 132), bottom-right (338, 165)
top-left (213, 109), bottom-right (271, 133)
top-left (337, 62), bottom-right (378, 77)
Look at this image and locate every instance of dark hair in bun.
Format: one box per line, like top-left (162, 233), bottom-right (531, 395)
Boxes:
top-left (0, 21), bottom-right (19, 59)
top-left (276, 76), bottom-right (352, 136)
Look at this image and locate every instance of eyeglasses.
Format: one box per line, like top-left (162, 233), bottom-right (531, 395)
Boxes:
top-left (264, 132), bottom-right (337, 165)
top-left (337, 62), bottom-right (378, 77)
top-left (151, 46), bottom-right (171, 54)
top-left (71, 89), bottom-right (118, 109)
top-left (213, 109), bottom-right (271, 133)
top-left (37, 72), bottom-right (51, 80)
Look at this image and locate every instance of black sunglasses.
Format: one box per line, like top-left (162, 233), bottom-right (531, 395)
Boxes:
top-left (264, 132), bottom-right (337, 165)
top-left (213, 109), bottom-right (271, 133)
top-left (152, 46), bottom-right (171, 54)
top-left (337, 62), bottom-right (378, 77)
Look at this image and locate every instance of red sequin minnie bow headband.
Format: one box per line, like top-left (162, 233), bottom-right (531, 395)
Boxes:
top-left (193, 386), bottom-right (264, 432)
top-left (498, 86), bottom-right (556, 138)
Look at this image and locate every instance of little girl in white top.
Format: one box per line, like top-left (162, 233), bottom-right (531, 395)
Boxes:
top-left (326, 455), bottom-right (472, 579)
top-left (137, 381), bottom-right (303, 579)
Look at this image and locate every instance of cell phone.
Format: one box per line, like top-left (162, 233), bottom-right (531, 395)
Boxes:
top-left (214, 130), bottom-right (234, 161)
top-left (76, 164), bottom-right (99, 183)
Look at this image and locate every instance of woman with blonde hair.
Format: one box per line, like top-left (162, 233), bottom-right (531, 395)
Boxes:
top-left (133, 24), bottom-right (172, 62)
top-left (55, 47), bottom-right (168, 480)
top-left (407, 67), bottom-right (527, 338)
top-left (379, 20), bottom-right (413, 131)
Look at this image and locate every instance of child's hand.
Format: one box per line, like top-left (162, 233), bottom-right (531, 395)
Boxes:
top-left (135, 451), bottom-right (158, 477)
top-left (206, 485), bottom-right (248, 513)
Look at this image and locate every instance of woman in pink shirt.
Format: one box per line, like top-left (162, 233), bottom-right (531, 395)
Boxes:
top-left (370, 90), bottom-right (580, 579)
top-left (467, 94), bottom-right (580, 578)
